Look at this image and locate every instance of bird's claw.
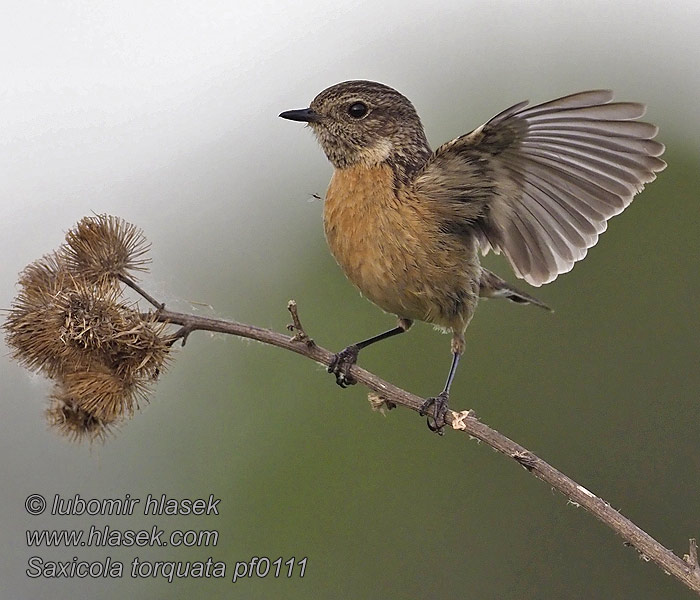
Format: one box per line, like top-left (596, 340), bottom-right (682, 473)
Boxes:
top-left (419, 391), bottom-right (449, 435)
top-left (328, 344), bottom-right (360, 388)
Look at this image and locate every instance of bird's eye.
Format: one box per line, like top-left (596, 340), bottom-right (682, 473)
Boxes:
top-left (347, 102), bottom-right (368, 119)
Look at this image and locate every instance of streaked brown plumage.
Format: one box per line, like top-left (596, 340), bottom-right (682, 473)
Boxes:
top-left (280, 80), bottom-right (665, 432)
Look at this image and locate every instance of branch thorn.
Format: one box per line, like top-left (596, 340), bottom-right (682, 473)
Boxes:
top-left (286, 300), bottom-right (314, 347)
top-left (512, 450), bottom-right (538, 471)
top-left (684, 538), bottom-right (700, 576)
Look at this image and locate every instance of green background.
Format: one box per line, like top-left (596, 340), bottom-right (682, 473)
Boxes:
top-left (1, 1), bottom-right (699, 598)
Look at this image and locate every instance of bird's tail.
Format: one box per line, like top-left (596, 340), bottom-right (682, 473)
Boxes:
top-left (479, 269), bottom-right (552, 311)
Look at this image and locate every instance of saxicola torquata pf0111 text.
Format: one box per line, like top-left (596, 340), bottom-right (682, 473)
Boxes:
top-left (280, 81), bottom-right (665, 433)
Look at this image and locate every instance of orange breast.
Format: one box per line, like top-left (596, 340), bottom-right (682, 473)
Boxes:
top-left (323, 164), bottom-right (479, 329)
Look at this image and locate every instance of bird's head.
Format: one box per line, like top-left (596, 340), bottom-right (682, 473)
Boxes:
top-left (280, 80), bottom-right (431, 180)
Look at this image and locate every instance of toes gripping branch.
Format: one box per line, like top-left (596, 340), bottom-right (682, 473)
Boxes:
top-left (328, 345), bottom-right (360, 388)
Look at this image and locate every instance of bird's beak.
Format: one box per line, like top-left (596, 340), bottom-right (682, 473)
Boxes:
top-left (279, 108), bottom-right (321, 123)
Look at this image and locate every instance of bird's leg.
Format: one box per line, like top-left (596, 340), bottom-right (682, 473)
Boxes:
top-left (420, 332), bottom-right (464, 434)
top-left (329, 318), bottom-right (412, 388)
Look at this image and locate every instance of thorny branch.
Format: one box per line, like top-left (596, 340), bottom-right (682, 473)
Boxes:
top-left (127, 292), bottom-right (700, 596)
top-left (6, 214), bottom-right (698, 595)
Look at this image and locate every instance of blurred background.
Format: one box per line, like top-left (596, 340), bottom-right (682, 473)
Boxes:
top-left (1, 1), bottom-right (698, 598)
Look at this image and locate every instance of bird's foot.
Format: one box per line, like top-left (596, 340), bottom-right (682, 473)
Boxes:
top-left (328, 344), bottom-right (360, 388)
top-left (419, 391), bottom-right (450, 435)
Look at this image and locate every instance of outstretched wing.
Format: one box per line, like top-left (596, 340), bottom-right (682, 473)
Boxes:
top-left (413, 90), bottom-right (666, 286)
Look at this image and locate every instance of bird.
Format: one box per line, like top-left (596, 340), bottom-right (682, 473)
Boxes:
top-left (279, 80), bottom-right (665, 433)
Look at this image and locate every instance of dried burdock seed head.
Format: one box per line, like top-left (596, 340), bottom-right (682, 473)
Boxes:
top-left (17, 251), bottom-right (67, 289)
top-left (107, 313), bottom-right (172, 381)
top-left (46, 391), bottom-right (118, 444)
top-left (6, 265), bottom-right (123, 377)
top-left (5, 255), bottom-right (85, 378)
top-left (60, 294), bottom-right (171, 381)
top-left (5, 214), bottom-right (173, 443)
top-left (60, 367), bottom-right (149, 422)
top-left (61, 284), bottom-right (127, 352)
top-left (62, 214), bottom-right (150, 285)
top-left (6, 254), bottom-right (171, 381)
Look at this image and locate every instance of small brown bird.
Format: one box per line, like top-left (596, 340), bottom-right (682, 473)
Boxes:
top-left (280, 80), bottom-right (665, 432)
